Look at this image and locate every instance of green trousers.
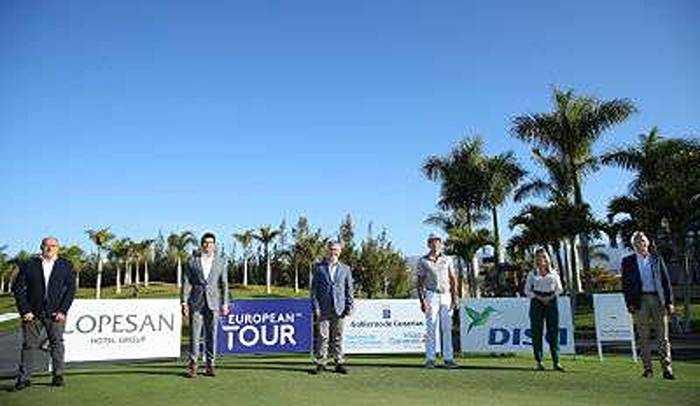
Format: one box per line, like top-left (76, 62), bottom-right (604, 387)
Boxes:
top-left (529, 297), bottom-right (560, 364)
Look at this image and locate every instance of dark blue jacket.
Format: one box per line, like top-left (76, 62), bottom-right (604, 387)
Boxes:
top-left (310, 261), bottom-right (354, 318)
top-left (12, 256), bottom-right (76, 316)
top-left (621, 253), bottom-right (673, 310)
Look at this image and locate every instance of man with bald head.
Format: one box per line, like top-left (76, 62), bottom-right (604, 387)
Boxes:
top-left (12, 237), bottom-right (76, 390)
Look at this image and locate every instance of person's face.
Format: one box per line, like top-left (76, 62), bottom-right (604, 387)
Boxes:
top-left (201, 238), bottom-right (216, 255)
top-left (633, 234), bottom-right (650, 255)
top-left (41, 238), bottom-right (59, 259)
top-left (535, 251), bottom-right (549, 271)
top-left (327, 243), bottom-right (342, 262)
top-left (428, 238), bottom-right (442, 254)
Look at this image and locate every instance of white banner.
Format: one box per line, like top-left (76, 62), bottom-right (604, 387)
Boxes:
top-left (593, 293), bottom-right (635, 341)
top-left (344, 299), bottom-right (434, 354)
top-left (64, 299), bottom-right (182, 362)
top-left (459, 297), bottom-right (575, 354)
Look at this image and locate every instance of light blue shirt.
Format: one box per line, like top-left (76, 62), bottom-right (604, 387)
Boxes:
top-left (636, 253), bottom-right (656, 293)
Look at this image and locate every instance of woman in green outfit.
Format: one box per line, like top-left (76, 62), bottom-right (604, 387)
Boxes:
top-left (524, 247), bottom-right (565, 371)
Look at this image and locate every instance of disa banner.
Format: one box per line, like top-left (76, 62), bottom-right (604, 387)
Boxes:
top-left (459, 297), bottom-right (575, 354)
top-left (64, 299), bottom-right (182, 362)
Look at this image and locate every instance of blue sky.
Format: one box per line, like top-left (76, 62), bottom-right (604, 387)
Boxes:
top-left (1, 1), bottom-right (698, 257)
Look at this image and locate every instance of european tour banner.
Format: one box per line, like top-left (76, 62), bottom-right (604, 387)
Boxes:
top-left (459, 297), bottom-right (575, 354)
top-left (64, 299), bottom-right (182, 362)
top-left (344, 299), bottom-right (434, 354)
top-left (217, 298), bottom-right (313, 354)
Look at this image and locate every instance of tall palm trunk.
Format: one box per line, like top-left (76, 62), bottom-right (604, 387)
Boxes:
top-left (125, 260), bottom-right (132, 285)
top-left (135, 260), bottom-right (141, 285)
top-left (265, 244), bottom-right (272, 294)
top-left (176, 257), bottom-right (182, 288)
top-left (573, 174), bottom-right (591, 285)
top-left (491, 207), bottom-right (503, 263)
top-left (0, 276), bottom-right (5, 293)
top-left (294, 263), bottom-right (299, 293)
top-left (116, 262), bottom-right (122, 294)
top-left (95, 247), bottom-right (103, 299)
top-left (76, 270), bottom-right (81, 291)
top-left (144, 259), bottom-right (149, 287)
top-left (682, 242), bottom-right (692, 332)
top-left (471, 252), bottom-right (481, 298)
top-left (243, 254), bottom-right (249, 286)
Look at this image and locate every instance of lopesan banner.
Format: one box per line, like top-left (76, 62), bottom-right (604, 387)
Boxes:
top-left (217, 298), bottom-right (313, 354)
top-left (459, 297), bottom-right (575, 354)
top-left (64, 299), bottom-right (182, 362)
top-left (344, 299), bottom-right (434, 354)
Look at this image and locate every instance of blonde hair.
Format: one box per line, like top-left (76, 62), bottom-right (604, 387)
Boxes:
top-left (534, 247), bottom-right (554, 273)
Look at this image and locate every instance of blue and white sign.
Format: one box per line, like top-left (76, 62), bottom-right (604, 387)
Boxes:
top-left (344, 299), bottom-right (432, 354)
top-left (459, 297), bottom-right (575, 354)
top-left (217, 298), bottom-right (312, 354)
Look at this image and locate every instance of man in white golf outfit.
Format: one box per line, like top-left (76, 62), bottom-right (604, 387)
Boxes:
top-left (416, 233), bottom-right (458, 369)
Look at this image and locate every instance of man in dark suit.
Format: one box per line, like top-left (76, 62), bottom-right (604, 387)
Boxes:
top-left (621, 231), bottom-right (675, 379)
top-left (310, 240), bottom-right (354, 375)
top-left (12, 236), bottom-right (76, 390)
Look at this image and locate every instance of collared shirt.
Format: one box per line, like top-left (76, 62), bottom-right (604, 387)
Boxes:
top-left (41, 256), bottom-right (56, 291)
top-left (328, 262), bottom-right (338, 283)
top-left (524, 269), bottom-right (563, 298)
top-left (416, 254), bottom-right (455, 293)
top-left (201, 254), bottom-right (214, 280)
top-left (636, 253), bottom-right (656, 293)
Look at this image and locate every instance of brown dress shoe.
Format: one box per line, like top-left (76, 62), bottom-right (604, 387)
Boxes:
top-left (204, 365), bottom-right (216, 377)
top-left (185, 364), bottom-right (197, 378)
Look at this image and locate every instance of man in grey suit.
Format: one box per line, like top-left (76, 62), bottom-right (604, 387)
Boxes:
top-left (310, 240), bottom-right (354, 374)
top-left (181, 232), bottom-right (230, 378)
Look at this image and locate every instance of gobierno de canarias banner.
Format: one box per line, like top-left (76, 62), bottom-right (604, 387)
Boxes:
top-left (459, 297), bottom-right (575, 354)
top-left (344, 299), bottom-right (434, 354)
top-left (64, 299), bottom-right (182, 362)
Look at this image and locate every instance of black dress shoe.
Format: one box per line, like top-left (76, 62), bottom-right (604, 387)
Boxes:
top-left (663, 370), bottom-right (675, 380)
top-left (310, 364), bottom-right (325, 375)
top-left (14, 380), bottom-right (31, 391)
top-left (51, 375), bottom-right (65, 387)
top-left (642, 369), bottom-right (653, 378)
top-left (335, 364), bottom-right (348, 374)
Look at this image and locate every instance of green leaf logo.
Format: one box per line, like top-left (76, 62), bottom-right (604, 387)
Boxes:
top-left (464, 306), bottom-right (497, 334)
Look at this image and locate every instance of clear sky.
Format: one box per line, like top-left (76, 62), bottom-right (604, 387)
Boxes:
top-left (1, 1), bottom-right (698, 257)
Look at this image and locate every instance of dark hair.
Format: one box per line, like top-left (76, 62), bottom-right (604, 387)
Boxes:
top-left (201, 232), bottom-right (216, 245)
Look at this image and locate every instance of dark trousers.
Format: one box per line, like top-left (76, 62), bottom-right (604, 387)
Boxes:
top-left (18, 315), bottom-right (65, 381)
top-left (529, 298), bottom-right (560, 365)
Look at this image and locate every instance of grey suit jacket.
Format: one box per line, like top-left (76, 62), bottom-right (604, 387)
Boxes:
top-left (181, 253), bottom-right (230, 312)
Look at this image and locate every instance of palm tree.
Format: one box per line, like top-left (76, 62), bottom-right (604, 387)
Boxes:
top-left (108, 238), bottom-right (131, 294)
top-left (603, 128), bottom-right (700, 331)
top-left (233, 230), bottom-right (255, 286)
top-left (60, 245), bottom-right (86, 290)
top-left (482, 152), bottom-right (526, 263)
top-left (445, 226), bottom-right (493, 298)
top-left (167, 231), bottom-right (196, 288)
top-left (86, 227), bottom-right (115, 299)
top-left (137, 239), bottom-right (154, 286)
top-left (512, 87), bottom-right (637, 281)
top-left (254, 226), bottom-right (280, 294)
top-left (0, 245), bottom-right (9, 293)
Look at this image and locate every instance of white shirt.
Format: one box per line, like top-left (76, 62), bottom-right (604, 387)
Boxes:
top-left (524, 269), bottom-right (563, 298)
top-left (42, 256), bottom-right (56, 291)
top-left (636, 253), bottom-right (656, 293)
top-left (328, 262), bottom-right (338, 283)
top-left (200, 254), bottom-right (214, 280)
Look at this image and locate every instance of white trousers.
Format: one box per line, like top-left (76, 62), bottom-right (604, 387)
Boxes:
top-left (425, 291), bottom-right (454, 362)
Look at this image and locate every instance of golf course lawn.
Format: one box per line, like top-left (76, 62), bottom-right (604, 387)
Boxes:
top-left (1, 354), bottom-right (698, 406)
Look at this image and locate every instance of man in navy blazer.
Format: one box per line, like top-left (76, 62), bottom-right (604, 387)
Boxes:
top-left (310, 240), bottom-right (354, 374)
top-left (621, 231), bottom-right (675, 379)
top-left (12, 237), bottom-right (76, 390)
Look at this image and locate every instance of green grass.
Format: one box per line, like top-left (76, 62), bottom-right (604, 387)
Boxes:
top-left (0, 354), bottom-right (698, 405)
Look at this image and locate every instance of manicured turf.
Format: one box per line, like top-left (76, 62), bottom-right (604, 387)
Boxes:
top-left (0, 354), bottom-right (698, 406)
